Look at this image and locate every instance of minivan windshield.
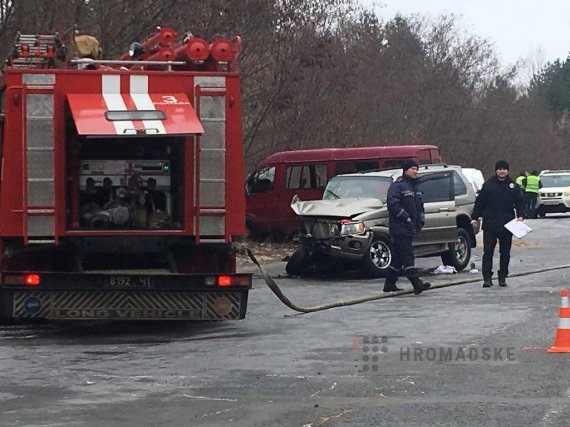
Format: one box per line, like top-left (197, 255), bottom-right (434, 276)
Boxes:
top-left (323, 176), bottom-right (393, 202)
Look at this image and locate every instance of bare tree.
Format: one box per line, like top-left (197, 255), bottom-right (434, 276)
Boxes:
top-left (1, 1), bottom-right (565, 173)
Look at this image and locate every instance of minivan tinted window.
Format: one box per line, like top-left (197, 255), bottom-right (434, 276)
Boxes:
top-left (335, 161), bottom-right (379, 175)
top-left (285, 164), bottom-right (327, 189)
top-left (384, 159), bottom-right (419, 168)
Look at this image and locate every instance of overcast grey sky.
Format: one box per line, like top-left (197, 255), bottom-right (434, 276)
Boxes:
top-left (363, 0), bottom-right (570, 67)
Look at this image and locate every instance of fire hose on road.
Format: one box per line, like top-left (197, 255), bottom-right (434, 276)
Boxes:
top-left (246, 248), bottom-right (570, 315)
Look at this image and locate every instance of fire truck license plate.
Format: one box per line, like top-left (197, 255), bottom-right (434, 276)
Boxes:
top-left (106, 276), bottom-right (156, 288)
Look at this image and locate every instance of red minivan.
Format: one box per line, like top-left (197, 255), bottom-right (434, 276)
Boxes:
top-left (245, 145), bottom-right (442, 235)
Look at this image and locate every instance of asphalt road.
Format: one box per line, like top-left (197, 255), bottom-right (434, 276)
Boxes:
top-left (2, 216), bottom-right (570, 426)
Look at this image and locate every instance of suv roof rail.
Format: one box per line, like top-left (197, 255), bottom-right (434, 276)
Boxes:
top-left (357, 162), bottom-right (452, 175)
top-left (419, 163), bottom-right (450, 170)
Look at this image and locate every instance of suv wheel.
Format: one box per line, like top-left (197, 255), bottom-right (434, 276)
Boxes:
top-left (362, 235), bottom-right (393, 278)
top-left (441, 228), bottom-right (471, 271)
top-left (286, 247), bottom-right (310, 276)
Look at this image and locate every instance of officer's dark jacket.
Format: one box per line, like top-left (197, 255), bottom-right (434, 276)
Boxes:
top-left (471, 175), bottom-right (525, 233)
top-left (387, 174), bottom-right (425, 237)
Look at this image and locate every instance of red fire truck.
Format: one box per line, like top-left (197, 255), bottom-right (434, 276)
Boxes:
top-left (0, 29), bottom-right (252, 321)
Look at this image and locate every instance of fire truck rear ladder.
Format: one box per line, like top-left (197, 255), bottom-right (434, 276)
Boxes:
top-left (195, 80), bottom-right (227, 244)
top-left (21, 74), bottom-right (57, 245)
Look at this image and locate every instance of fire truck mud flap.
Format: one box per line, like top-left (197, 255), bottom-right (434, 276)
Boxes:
top-left (1, 271), bottom-right (252, 320)
top-left (6, 290), bottom-right (248, 320)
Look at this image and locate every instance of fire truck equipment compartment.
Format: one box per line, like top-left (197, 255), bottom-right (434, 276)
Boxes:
top-left (67, 91), bottom-right (204, 136)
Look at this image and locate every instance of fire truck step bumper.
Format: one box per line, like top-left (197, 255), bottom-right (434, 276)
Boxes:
top-left (6, 290), bottom-right (248, 320)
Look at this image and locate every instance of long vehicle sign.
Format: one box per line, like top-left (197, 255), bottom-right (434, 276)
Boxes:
top-left (1, 272), bottom-right (251, 320)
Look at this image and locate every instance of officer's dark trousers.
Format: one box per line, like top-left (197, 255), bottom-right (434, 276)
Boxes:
top-left (387, 235), bottom-right (417, 281)
top-left (526, 192), bottom-right (538, 211)
top-left (482, 229), bottom-right (513, 280)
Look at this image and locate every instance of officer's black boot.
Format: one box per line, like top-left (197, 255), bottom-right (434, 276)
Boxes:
top-left (498, 270), bottom-right (507, 287)
top-left (383, 278), bottom-right (402, 293)
top-left (383, 268), bottom-right (402, 292)
top-left (482, 275), bottom-right (493, 288)
top-left (408, 277), bottom-right (431, 295)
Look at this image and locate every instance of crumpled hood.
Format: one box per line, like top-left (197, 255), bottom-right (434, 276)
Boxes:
top-left (291, 195), bottom-right (384, 217)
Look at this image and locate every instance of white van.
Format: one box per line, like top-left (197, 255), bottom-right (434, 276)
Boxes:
top-left (461, 168), bottom-right (485, 193)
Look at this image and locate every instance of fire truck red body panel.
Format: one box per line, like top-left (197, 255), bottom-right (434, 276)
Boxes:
top-left (0, 31), bottom-right (251, 321)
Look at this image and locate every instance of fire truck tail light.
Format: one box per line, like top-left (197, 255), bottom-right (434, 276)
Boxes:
top-left (26, 274), bottom-right (41, 286)
top-left (3, 274), bottom-right (41, 286)
top-left (217, 275), bottom-right (232, 287)
top-left (204, 275), bottom-right (251, 287)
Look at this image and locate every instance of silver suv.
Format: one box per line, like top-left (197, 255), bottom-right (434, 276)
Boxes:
top-left (287, 164), bottom-right (480, 277)
top-left (536, 170), bottom-right (570, 217)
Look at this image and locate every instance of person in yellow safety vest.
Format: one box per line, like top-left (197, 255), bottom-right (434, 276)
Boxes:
top-left (515, 171), bottom-right (528, 188)
top-left (515, 171), bottom-right (529, 206)
top-left (523, 170), bottom-right (542, 213)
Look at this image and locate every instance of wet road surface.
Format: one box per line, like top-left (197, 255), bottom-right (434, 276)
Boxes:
top-left (2, 216), bottom-right (570, 426)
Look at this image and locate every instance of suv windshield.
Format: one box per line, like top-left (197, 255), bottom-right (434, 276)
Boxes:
top-left (541, 175), bottom-right (570, 187)
top-left (323, 176), bottom-right (393, 202)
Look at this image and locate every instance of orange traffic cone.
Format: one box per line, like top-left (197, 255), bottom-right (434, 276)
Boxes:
top-left (548, 289), bottom-right (570, 353)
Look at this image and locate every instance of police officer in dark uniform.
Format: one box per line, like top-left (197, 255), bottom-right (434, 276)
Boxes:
top-left (470, 160), bottom-right (525, 288)
top-left (383, 160), bottom-right (431, 295)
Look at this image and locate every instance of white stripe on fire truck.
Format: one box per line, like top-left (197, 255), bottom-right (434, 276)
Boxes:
top-left (130, 75), bottom-right (167, 134)
top-left (102, 75), bottom-right (135, 135)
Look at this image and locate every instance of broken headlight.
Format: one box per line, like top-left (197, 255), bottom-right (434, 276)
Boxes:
top-left (340, 220), bottom-right (366, 236)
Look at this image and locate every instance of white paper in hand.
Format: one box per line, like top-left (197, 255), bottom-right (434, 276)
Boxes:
top-left (504, 219), bottom-right (531, 239)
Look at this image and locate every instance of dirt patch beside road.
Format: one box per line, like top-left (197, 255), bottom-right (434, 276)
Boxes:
top-left (236, 240), bottom-right (296, 274)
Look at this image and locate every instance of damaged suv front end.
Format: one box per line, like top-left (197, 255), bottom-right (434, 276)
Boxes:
top-left (287, 166), bottom-right (478, 278)
top-left (287, 174), bottom-right (395, 276)
top-left (291, 196), bottom-right (386, 261)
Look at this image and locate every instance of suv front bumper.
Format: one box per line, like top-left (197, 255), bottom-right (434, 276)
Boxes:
top-left (300, 231), bottom-right (373, 260)
top-left (538, 193), bottom-right (570, 212)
